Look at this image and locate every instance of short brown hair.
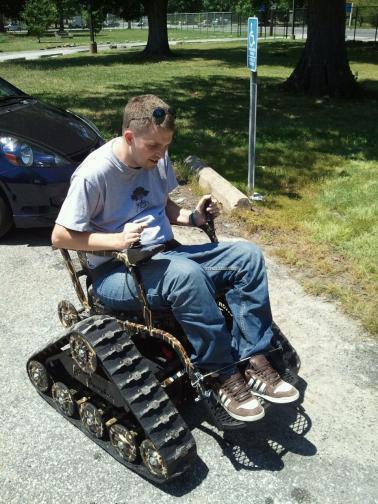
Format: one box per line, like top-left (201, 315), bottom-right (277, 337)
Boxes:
top-left (122, 94), bottom-right (175, 134)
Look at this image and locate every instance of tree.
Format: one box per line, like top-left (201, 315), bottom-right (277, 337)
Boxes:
top-left (285, 0), bottom-right (358, 97)
top-left (142, 0), bottom-right (171, 57)
top-left (82, 2), bottom-right (107, 33)
top-left (202, 0), bottom-right (233, 11)
top-left (168, 0), bottom-right (202, 12)
top-left (54, 0), bottom-right (79, 32)
top-left (232, 0), bottom-right (307, 18)
top-left (22, 0), bottom-right (57, 41)
top-left (113, 0), bottom-right (172, 57)
top-left (0, 0), bottom-right (26, 32)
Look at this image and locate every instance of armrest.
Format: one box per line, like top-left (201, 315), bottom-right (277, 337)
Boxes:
top-left (56, 244), bottom-right (165, 269)
top-left (199, 219), bottom-right (218, 244)
top-left (113, 243), bottom-right (166, 267)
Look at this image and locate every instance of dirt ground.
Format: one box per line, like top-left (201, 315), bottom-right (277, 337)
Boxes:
top-left (0, 193), bottom-right (377, 504)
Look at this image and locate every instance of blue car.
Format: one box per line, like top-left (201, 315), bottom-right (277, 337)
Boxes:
top-left (0, 77), bottom-right (104, 238)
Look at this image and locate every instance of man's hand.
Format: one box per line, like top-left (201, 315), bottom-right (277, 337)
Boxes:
top-left (117, 222), bottom-right (148, 250)
top-left (193, 194), bottom-right (221, 226)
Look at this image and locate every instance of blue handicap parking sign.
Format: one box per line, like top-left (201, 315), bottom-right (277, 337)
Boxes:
top-left (247, 17), bottom-right (258, 72)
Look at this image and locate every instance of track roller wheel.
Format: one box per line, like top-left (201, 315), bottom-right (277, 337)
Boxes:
top-left (109, 424), bottom-right (138, 462)
top-left (51, 382), bottom-right (76, 417)
top-left (27, 360), bottom-right (50, 393)
top-left (70, 333), bottom-right (97, 374)
top-left (58, 300), bottom-right (80, 328)
top-left (79, 402), bottom-right (104, 438)
top-left (140, 439), bottom-right (168, 478)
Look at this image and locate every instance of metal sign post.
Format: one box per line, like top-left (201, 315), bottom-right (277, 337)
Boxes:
top-left (346, 2), bottom-right (353, 28)
top-left (247, 17), bottom-right (263, 201)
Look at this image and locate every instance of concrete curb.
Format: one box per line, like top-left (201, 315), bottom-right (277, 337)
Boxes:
top-left (0, 37), bottom-right (246, 63)
top-left (184, 155), bottom-right (250, 212)
top-left (40, 53), bottom-right (62, 58)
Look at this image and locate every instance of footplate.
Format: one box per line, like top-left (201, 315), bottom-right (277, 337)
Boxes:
top-left (202, 395), bottom-right (247, 430)
top-left (26, 315), bottom-right (197, 483)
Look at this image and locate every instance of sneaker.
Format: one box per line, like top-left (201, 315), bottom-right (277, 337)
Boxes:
top-left (212, 371), bottom-right (265, 422)
top-left (245, 354), bottom-right (300, 404)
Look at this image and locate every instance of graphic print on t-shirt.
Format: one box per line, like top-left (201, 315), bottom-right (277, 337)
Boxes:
top-left (132, 186), bottom-right (149, 212)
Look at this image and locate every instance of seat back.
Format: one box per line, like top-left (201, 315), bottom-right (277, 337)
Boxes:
top-left (59, 249), bottom-right (91, 309)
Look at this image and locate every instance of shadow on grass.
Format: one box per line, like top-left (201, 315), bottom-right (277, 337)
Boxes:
top-left (347, 41), bottom-right (378, 65)
top-left (33, 83), bottom-right (378, 196)
top-left (9, 39), bottom-right (378, 70)
top-left (9, 41), bottom-right (304, 70)
top-left (8, 43), bottom-right (378, 196)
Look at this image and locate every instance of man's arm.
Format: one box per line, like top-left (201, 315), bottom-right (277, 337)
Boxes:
top-left (51, 222), bottom-right (147, 251)
top-left (165, 195), bottom-right (220, 227)
top-left (165, 198), bottom-right (192, 226)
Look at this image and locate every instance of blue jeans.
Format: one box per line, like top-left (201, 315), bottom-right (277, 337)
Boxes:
top-left (93, 241), bottom-right (273, 373)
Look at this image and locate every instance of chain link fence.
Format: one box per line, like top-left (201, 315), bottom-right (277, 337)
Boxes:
top-left (4, 6), bottom-right (378, 42)
top-left (347, 5), bottom-right (378, 41)
top-left (164, 7), bottom-right (377, 42)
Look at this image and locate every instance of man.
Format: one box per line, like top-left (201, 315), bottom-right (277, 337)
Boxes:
top-left (52, 94), bottom-right (299, 423)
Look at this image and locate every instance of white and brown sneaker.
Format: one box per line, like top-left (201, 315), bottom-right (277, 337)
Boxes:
top-left (212, 371), bottom-right (265, 422)
top-left (245, 354), bottom-right (300, 404)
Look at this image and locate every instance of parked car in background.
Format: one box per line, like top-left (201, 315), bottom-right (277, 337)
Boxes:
top-left (0, 77), bottom-right (104, 238)
top-left (5, 22), bottom-right (21, 31)
top-left (68, 16), bottom-right (85, 29)
top-left (103, 20), bottom-right (120, 28)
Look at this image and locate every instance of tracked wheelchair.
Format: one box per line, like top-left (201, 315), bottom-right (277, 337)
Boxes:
top-left (27, 217), bottom-right (301, 484)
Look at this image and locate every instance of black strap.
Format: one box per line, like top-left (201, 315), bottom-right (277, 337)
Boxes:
top-left (88, 239), bottom-right (181, 282)
top-left (164, 238), bottom-right (181, 251)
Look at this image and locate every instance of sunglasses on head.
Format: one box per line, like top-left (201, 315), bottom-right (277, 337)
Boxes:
top-left (128, 107), bottom-right (176, 127)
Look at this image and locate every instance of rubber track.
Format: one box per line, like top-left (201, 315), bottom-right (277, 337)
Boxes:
top-left (27, 315), bottom-right (197, 483)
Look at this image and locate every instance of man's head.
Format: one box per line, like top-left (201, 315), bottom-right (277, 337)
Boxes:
top-left (121, 95), bottom-right (175, 170)
top-left (122, 94), bottom-right (175, 135)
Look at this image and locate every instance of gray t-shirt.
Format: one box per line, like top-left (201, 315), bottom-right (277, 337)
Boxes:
top-left (56, 138), bottom-right (178, 268)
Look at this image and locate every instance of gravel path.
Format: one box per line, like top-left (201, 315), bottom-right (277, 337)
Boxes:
top-left (0, 208), bottom-right (377, 504)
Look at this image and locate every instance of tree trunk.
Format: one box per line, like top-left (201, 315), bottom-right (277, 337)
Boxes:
top-left (142, 0), bottom-right (171, 58)
top-left (56, 0), bottom-right (64, 32)
top-left (285, 0), bottom-right (358, 97)
top-left (59, 13), bottom-right (65, 33)
top-left (0, 14), bottom-right (5, 33)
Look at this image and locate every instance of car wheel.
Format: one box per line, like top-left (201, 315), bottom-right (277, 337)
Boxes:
top-left (0, 194), bottom-right (13, 238)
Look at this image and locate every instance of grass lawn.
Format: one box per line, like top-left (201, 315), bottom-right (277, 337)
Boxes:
top-left (0, 28), bottom-right (241, 53)
top-left (1, 39), bottom-right (377, 333)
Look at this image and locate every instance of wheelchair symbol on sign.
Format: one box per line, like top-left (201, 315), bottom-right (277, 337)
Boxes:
top-left (249, 31), bottom-right (256, 49)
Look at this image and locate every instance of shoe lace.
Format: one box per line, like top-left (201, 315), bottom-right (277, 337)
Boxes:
top-left (253, 362), bottom-right (281, 386)
top-left (222, 374), bottom-right (251, 403)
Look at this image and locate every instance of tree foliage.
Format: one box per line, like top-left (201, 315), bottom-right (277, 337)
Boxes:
top-left (55, 0), bottom-right (80, 31)
top-left (168, 0), bottom-right (203, 12)
top-left (0, 0), bottom-right (26, 32)
top-left (105, 0), bottom-right (143, 21)
top-left (22, 0), bottom-right (57, 41)
top-left (232, 0), bottom-right (307, 18)
top-left (82, 3), bottom-right (107, 33)
top-left (1, 0), bottom-right (26, 19)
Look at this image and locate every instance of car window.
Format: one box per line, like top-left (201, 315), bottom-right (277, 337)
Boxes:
top-left (0, 78), bottom-right (26, 98)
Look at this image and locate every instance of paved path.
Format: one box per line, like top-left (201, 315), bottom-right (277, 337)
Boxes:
top-left (0, 38), bottom-right (246, 63)
top-left (0, 224), bottom-right (377, 504)
top-left (1, 28), bottom-right (376, 63)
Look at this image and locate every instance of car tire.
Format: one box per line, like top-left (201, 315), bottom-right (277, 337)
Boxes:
top-left (0, 194), bottom-right (13, 238)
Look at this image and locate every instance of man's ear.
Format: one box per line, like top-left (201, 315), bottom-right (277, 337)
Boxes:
top-left (123, 129), bottom-right (134, 145)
